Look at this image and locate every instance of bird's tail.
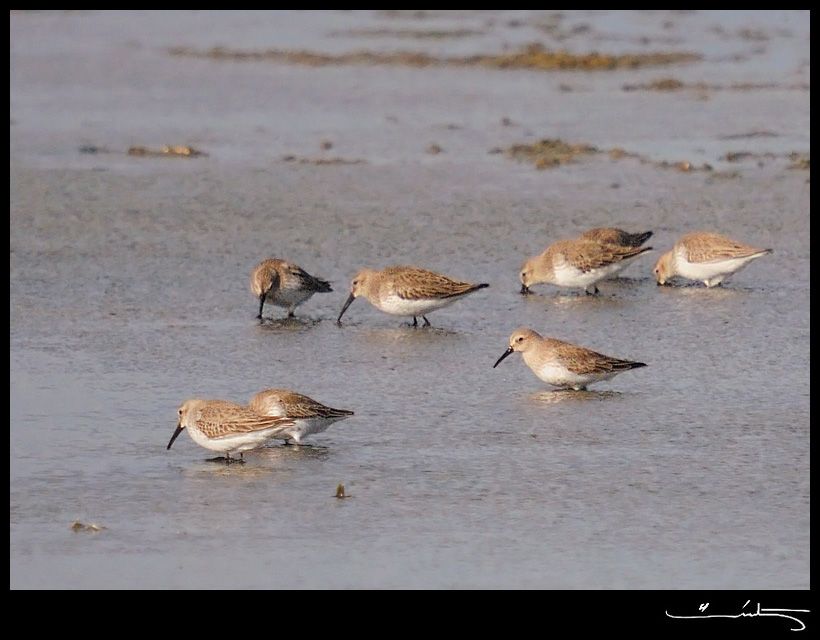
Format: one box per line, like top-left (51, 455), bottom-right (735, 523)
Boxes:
top-left (626, 230), bottom-right (653, 247)
top-left (313, 277), bottom-right (333, 293)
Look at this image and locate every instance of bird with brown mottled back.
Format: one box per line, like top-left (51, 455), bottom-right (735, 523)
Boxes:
top-left (337, 265), bottom-right (489, 327)
top-left (493, 327), bottom-right (647, 391)
top-left (167, 399), bottom-right (295, 462)
top-left (250, 258), bottom-right (332, 320)
top-left (520, 238), bottom-right (652, 295)
top-left (654, 231), bottom-right (772, 287)
top-left (249, 388), bottom-right (354, 444)
top-left (580, 227), bottom-right (653, 248)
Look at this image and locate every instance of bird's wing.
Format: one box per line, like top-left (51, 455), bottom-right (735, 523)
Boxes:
top-left (681, 232), bottom-right (769, 263)
top-left (387, 266), bottom-right (480, 300)
top-left (197, 402), bottom-right (293, 438)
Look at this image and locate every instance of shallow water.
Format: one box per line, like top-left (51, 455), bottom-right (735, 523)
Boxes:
top-left (10, 10), bottom-right (809, 589)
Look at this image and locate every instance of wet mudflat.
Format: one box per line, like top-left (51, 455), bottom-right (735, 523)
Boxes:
top-left (10, 10), bottom-right (808, 588)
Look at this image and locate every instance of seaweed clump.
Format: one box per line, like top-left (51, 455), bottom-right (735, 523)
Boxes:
top-left (168, 43), bottom-right (701, 72)
top-left (506, 138), bottom-right (599, 169)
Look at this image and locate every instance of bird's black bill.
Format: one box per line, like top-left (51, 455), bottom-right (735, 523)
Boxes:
top-left (337, 293), bottom-right (355, 324)
top-left (493, 347), bottom-right (514, 368)
top-left (257, 294), bottom-right (265, 319)
top-left (167, 425), bottom-right (184, 450)
top-left (520, 284), bottom-right (530, 295)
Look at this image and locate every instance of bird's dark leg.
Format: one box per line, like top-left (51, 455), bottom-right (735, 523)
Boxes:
top-left (411, 316), bottom-right (418, 327)
top-left (422, 316), bottom-right (431, 327)
top-left (223, 452), bottom-right (244, 464)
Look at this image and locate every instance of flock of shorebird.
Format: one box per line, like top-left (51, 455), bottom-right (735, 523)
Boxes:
top-left (167, 228), bottom-right (772, 462)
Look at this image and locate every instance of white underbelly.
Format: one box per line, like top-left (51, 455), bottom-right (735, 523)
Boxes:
top-left (275, 416), bottom-right (345, 443)
top-left (552, 260), bottom-right (629, 288)
top-left (376, 294), bottom-right (459, 317)
top-left (535, 362), bottom-right (616, 388)
top-left (676, 255), bottom-right (757, 282)
top-left (188, 425), bottom-right (284, 453)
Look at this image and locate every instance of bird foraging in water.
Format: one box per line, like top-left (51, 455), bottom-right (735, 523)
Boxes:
top-left (493, 327), bottom-right (647, 391)
top-left (248, 388), bottom-right (354, 445)
top-left (336, 265), bottom-right (489, 327)
top-left (167, 399), bottom-right (295, 462)
top-left (519, 238), bottom-right (652, 295)
top-left (653, 231), bottom-right (772, 288)
top-left (250, 258), bottom-right (332, 320)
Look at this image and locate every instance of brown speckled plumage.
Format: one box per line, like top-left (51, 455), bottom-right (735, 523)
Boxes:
top-left (580, 227), bottom-right (653, 248)
top-left (382, 266), bottom-right (488, 300)
top-left (540, 338), bottom-right (646, 375)
top-left (676, 231), bottom-right (770, 263)
top-left (249, 388), bottom-right (354, 420)
top-left (185, 400), bottom-right (294, 439)
top-left (541, 239), bottom-right (652, 273)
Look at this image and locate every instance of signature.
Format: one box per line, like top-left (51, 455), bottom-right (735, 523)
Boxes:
top-left (666, 600), bottom-right (809, 632)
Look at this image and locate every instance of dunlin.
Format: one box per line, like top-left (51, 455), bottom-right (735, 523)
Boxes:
top-left (580, 227), bottom-right (653, 248)
top-left (249, 388), bottom-right (354, 444)
top-left (654, 231), bottom-right (772, 288)
top-left (336, 265), bottom-right (489, 326)
top-left (493, 327), bottom-right (647, 390)
top-left (520, 238), bottom-right (652, 295)
top-left (167, 399), bottom-right (295, 461)
top-left (250, 258), bottom-right (332, 320)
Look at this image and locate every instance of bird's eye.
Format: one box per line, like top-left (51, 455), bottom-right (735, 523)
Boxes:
top-left (178, 409), bottom-right (182, 416)
top-left (517, 337), bottom-right (524, 343)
